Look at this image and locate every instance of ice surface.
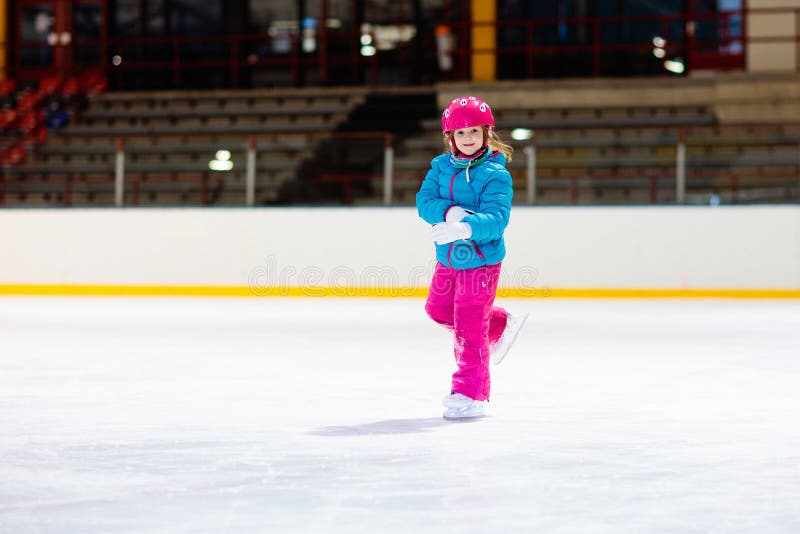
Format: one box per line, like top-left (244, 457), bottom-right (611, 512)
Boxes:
top-left (1, 296), bottom-right (799, 533)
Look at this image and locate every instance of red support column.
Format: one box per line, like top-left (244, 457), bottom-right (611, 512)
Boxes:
top-left (172, 37), bottom-right (181, 87)
top-left (291, 33), bottom-right (301, 86)
top-left (686, 0), bottom-right (695, 74)
top-left (592, 19), bottom-right (601, 76)
top-left (319, 0), bottom-right (329, 85)
top-left (231, 36), bottom-right (240, 88)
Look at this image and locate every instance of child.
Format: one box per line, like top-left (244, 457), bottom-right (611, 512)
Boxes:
top-left (416, 96), bottom-right (528, 420)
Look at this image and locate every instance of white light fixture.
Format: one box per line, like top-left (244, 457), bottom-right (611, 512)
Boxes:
top-left (360, 34), bottom-right (372, 46)
top-left (209, 150), bottom-right (233, 171)
top-left (653, 47), bottom-right (666, 59)
top-left (209, 160), bottom-right (234, 171)
top-left (511, 128), bottom-right (534, 141)
top-left (360, 45), bottom-right (377, 57)
top-left (664, 58), bottom-right (685, 74)
top-left (112, 55), bottom-right (122, 66)
top-left (652, 36), bottom-right (666, 48)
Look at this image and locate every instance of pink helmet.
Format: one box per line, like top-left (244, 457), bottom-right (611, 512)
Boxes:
top-left (441, 96), bottom-right (495, 134)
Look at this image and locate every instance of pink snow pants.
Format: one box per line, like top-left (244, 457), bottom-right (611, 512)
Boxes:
top-left (425, 261), bottom-right (508, 401)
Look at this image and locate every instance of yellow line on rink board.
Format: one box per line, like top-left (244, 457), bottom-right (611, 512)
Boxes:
top-left (0, 284), bottom-right (799, 299)
top-left (536, 288), bottom-right (800, 299)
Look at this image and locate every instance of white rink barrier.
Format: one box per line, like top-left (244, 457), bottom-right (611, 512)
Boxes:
top-left (1, 206), bottom-right (798, 298)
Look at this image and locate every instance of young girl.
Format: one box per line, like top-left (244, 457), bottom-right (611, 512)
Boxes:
top-left (416, 96), bottom-right (528, 420)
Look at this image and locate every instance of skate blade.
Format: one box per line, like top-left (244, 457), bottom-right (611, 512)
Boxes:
top-left (443, 407), bottom-right (486, 420)
top-left (492, 313), bottom-right (529, 366)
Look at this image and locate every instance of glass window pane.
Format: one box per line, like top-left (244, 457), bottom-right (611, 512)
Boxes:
top-left (250, 0), bottom-right (299, 55)
top-left (250, 0), bottom-right (298, 29)
top-left (115, 0), bottom-right (141, 37)
top-left (147, 0), bottom-right (166, 35)
top-left (171, 0), bottom-right (223, 35)
top-left (74, 3), bottom-right (102, 66)
top-left (20, 5), bottom-right (54, 41)
top-left (74, 4), bottom-right (101, 40)
top-left (364, 0), bottom-right (413, 23)
top-left (20, 5), bottom-right (54, 67)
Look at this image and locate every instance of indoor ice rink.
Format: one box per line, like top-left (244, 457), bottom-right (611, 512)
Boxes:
top-left (3, 1), bottom-right (800, 532)
top-left (2, 207), bottom-right (799, 532)
top-left (1, 295), bottom-right (799, 533)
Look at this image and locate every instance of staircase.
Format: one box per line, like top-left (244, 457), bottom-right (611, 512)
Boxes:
top-left (278, 88), bottom-right (437, 204)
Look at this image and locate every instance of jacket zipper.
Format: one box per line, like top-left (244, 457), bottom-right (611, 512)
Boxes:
top-left (447, 168), bottom-right (481, 267)
top-left (448, 171), bottom-right (459, 200)
top-left (472, 242), bottom-right (485, 259)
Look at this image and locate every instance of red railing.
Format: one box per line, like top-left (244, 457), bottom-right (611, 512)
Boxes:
top-left (456, 9), bottom-right (745, 78)
top-left (98, 31), bottom-right (380, 89)
top-left (3, 6), bottom-right (798, 88)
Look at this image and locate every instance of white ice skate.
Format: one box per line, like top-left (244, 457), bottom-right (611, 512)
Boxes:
top-left (491, 312), bottom-right (529, 366)
top-left (442, 393), bottom-right (486, 419)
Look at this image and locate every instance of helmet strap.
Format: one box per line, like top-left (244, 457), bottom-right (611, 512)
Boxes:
top-left (447, 126), bottom-right (491, 155)
top-left (449, 135), bottom-right (458, 153)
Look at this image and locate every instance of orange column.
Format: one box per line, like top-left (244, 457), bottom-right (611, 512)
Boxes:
top-left (470, 0), bottom-right (496, 81)
top-left (0, 0), bottom-right (7, 80)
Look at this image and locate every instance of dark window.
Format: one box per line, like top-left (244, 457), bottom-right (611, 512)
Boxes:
top-left (20, 5), bottom-right (55, 68)
top-left (74, 3), bottom-right (102, 66)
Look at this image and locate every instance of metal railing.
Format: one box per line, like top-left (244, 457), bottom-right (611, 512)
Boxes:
top-left (64, 131), bottom-right (396, 207)
top-left (3, 124), bottom-right (799, 207)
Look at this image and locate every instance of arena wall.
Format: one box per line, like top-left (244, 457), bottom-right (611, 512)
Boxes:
top-left (439, 73), bottom-right (800, 123)
top-left (0, 207), bottom-right (798, 298)
top-left (747, 0), bottom-right (799, 72)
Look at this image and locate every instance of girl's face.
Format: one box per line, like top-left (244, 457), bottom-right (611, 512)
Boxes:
top-left (452, 127), bottom-right (484, 156)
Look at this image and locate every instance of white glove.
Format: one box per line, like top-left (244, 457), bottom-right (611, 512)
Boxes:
top-left (431, 222), bottom-right (472, 245)
top-left (445, 206), bottom-right (471, 223)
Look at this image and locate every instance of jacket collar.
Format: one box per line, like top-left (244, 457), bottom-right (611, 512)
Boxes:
top-left (449, 148), bottom-right (491, 169)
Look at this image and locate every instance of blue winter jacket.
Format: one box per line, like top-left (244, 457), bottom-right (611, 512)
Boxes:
top-left (416, 150), bottom-right (513, 270)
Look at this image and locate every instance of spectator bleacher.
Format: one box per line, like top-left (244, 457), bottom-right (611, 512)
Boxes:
top-left (2, 74), bottom-right (799, 207)
top-left (383, 76), bottom-right (800, 205)
top-left (2, 86), bottom-right (368, 206)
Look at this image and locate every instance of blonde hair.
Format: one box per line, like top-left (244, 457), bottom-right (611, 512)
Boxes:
top-left (444, 127), bottom-right (514, 162)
